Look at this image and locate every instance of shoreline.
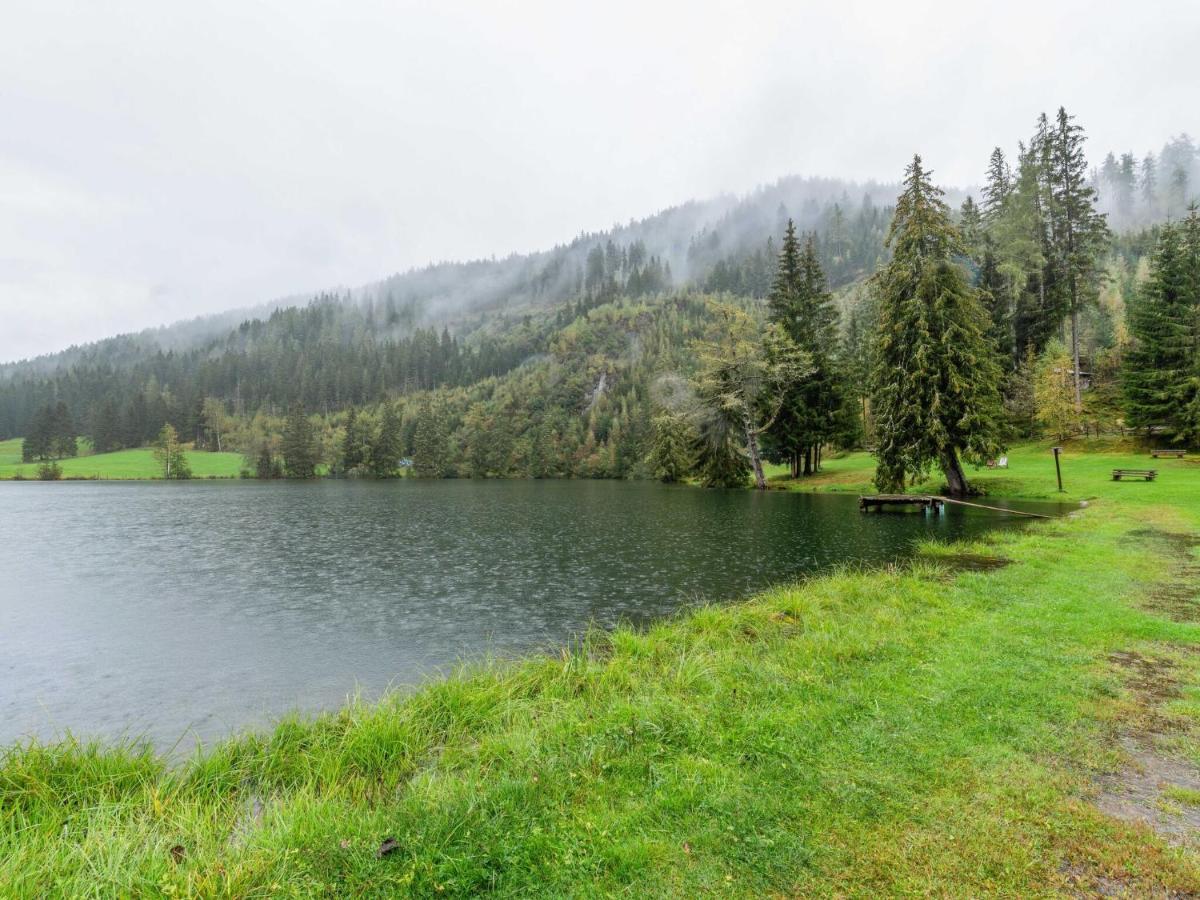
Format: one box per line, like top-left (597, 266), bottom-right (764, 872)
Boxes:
top-left (4, 443), bottom-right (1199, 894)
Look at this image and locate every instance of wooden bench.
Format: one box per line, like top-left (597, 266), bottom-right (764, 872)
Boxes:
top-left (1112, 469), bottom-right (1157, 481)
top-left (1151, 449), bottom-right (1187, 459)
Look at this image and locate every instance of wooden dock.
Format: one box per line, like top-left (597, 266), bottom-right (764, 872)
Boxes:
top-left (859, 494), bottom-right (944, 513)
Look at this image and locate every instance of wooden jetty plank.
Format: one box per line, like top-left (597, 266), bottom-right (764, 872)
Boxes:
top-left (859, 494), bottom-right (943, 512)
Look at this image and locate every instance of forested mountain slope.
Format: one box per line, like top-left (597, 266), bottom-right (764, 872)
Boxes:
top-left (3, 119), bottom-right (1197, 462)
top-left (0, 175), bottom-right (903, 440)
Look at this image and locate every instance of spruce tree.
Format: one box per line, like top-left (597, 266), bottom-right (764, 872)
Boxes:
top-left (281, 404), bottom-right (318, 479)
top-left (691, 411), bottom-right (750, 488)
top-left (369, 403), bottom-right (404, 478)
top-left (255, 446), bottom-right (275, 479)
top-left (49, 401), bottom-right (77, 459)
top-left (767, 219), bottom-right (803, 325)
top-left (21, 405), bottom-right (53, 461)
top-left (981, 147), bottom-right (1011, 223)
top-left (646, 412), bottom-right (695, 483)
top-left (90, 400), bottom-right (121, 454)
top-left (871, 155), bottom-right (1005, 495)
top-left (412, 400), bottom-right (449, 478)
top-left (766, 228), bottom-right (847, 475)
top-left (1049, 107), bottom-right (1110, 411)
top-left (1140, 153), bottom-right (1158, 216)
top-left (1123, 220), bottom-right (1198, 441)
top-left (958, 196), bottom-right (983, 259)
top-left (341, 407), bottom-right (366, 473)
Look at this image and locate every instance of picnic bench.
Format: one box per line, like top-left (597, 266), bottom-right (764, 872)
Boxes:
top-left (1112, 468), bottom-right (1157, 481)
top-left (1151, 449), bottom-right (1187, 459)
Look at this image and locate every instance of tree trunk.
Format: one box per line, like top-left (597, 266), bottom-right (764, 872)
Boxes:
top-left (941, 449), bottom-right (969, 496)
top-left (745, 420), bottom-right (766, 490)
top-left (1070, 298), bottom-right (1083, 413)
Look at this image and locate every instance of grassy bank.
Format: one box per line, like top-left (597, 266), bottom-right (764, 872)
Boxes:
top-left (0, 437), bottom-right (244, 480)
top-left (3, 445), bottom-right (1200, 895)
top-left (768, 437), bottom-right (1195, 501)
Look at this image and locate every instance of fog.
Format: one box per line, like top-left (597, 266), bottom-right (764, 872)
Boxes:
top-left (2, 0), bottom-right (1197, 363)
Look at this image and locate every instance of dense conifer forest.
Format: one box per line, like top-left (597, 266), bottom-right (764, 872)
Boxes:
top-left (3, 111), bottom-right (1199, 488)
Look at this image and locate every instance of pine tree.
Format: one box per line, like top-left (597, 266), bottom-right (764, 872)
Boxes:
top-left (49, 401), bottom-right (77, 459)
top-left (369, 403), bottom-right (404, 478)
top-left (766, 233), bottom-right (847, 475)
top-left (90, 400), bottom-right (121, 454)
top-left (1140, 152), bottom-right (1158, 216)
top-left (281, 404), bottom-right (318, 479)
top-left (1049, 107), bottom-right (1110, 411)
top-left (412, 400), bottom-right (449, 478)
top-left (255, 446), bottom-right (275, 479)
top-left (981, 147), bottom-right (1012, 223)
top-left (341, 407), bottom-right (366, 473)
top-left (1123, 220), bottom-right (1198, 441)
top-left (767, 219), bottom-right (803, 325)
top-left (691, 410), bottom-right (750, 488)
top-left (871, 155), bottom-right (1005, 495)
top-left (646, 412), bottom-right (695, 483)
top-left (959, 196), bottom-right (983, 259)
top-left (21, 404), bottom-right (53, 461)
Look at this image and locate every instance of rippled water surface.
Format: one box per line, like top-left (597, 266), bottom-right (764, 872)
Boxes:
top-left (0, 480), bottom-right (1064, 747)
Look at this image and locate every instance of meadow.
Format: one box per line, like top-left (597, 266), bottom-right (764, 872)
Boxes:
top-left (2, 441), bottom-right (1199, 895)
top-left (0, 437), bottom-right (244, 480)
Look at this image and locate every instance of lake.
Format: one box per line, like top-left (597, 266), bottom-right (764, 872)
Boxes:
top-left (0, 480), bottom-right (1064, 749)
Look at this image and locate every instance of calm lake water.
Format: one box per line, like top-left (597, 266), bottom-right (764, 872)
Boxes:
top-left (0, 480), bottom-right (1064, 748)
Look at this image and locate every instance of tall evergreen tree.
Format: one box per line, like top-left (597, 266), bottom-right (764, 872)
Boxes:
top-left (89, 399), bottom-right (121, 454)
top-left (871, 155), bottom-right (1005, 495)
top-left (369, 403), bottom-right (404, 478)
top-left (412, 400), bottom-right (449, 478)
top-left (981, 147), bottom-right (1011, 224)
top-left (646, 412), bottom-right (695, 483)
top-left (341, 407), bottom-right (367, 473)
top-left (1123, 219), bottom-right (1198, 441)
top-left (1049, 106), bottom-right (1111, 411)
top-left (1141, 152), bottom-right (1159, 216)
top-left (766, 231), bottom-right (847, 475)
top-left (281, 404), bottom-right (318, 479)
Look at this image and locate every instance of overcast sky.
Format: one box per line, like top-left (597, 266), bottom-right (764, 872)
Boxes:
top-left (1, 0), bottom-right (1196, 363)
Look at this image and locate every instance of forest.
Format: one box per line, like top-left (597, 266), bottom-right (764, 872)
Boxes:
top-left (3, 111), bottom-right (1199, 491)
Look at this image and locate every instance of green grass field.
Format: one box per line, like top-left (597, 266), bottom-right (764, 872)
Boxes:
top-left (0, 437), bottom-right (244, 480)
top-left (3, 441), bottom-right (1200, 895)
top-left (767, 437), bottom-right (1193, 501)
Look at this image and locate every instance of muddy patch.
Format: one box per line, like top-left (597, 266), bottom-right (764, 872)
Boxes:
top-left (1108, 651), bottom-right (1182, 704)
top-left (1126, 528), bottom-right (1200, 622)
top-left (1059, 860), bottom-right (1193, 899)
top-left (1148, 583), bottom-right (1200, 622)
top-left (1095, 735), bottom-right (1200, 846)
top-left (1093, 648), bottom-right (1200, 850)
top-left (1126, 528), bottom-right (1200, 550)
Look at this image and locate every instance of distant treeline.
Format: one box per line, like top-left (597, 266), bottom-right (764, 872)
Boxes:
top-left (5, 111), bottom-right (1200, 485)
